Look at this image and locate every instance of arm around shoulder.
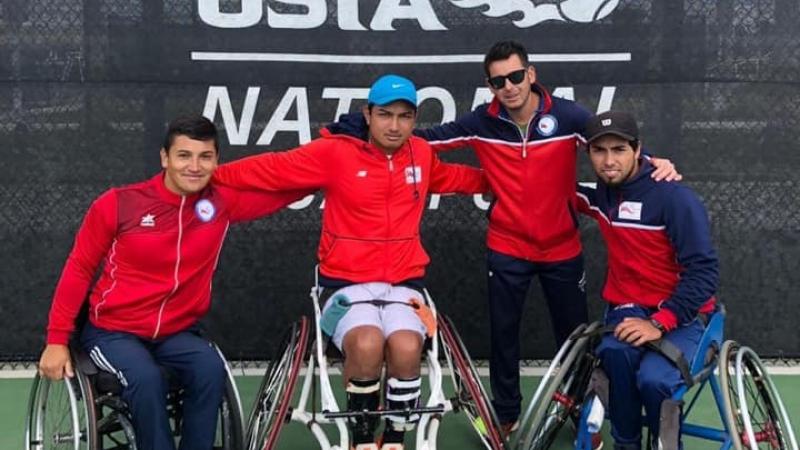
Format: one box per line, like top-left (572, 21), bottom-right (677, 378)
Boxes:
top-left (213, 139), bottom-right (332, 191)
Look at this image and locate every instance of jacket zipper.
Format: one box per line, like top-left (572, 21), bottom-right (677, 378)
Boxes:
top-left (153, 195), bottom-right (185, 339)
top-left (384, 154), bottom-right (393, 281)
top-left (498, 111), bottom-right (537, 243)
top-left (498, 114), bottom-right (536, 159)
top-left (607, 190), bottom-right (623, 221)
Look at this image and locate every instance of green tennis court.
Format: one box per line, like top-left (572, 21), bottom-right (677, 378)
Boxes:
top-left (3, 373), bottom-right (798, 449)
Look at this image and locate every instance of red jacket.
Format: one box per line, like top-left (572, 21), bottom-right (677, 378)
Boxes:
top-left (213, 121), bottom-right (488, 283)
top-left (46, 174), bottom-right (304, 344)
top-left (417, 84), bottom-right (591, 262)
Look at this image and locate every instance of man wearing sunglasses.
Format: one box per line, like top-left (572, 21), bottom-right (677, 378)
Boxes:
top-left (414, 40), bottom-right (680, 438)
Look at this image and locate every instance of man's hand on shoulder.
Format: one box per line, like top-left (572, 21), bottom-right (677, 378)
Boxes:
top-left (38, 344), bottom-right (74, 380)
top-left (650, 157), bottom-right (683, 182)
top-left (614, 317), bottom-right (663, 347)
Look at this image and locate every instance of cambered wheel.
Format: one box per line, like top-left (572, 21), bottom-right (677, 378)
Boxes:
top-left (719, 340), bottom-right (797, 450)
top-left (438, 314), bottom-right (504, 450)
top-left (245, 317), bottom-right (309, 450)
top-left (518, 322), bottom-right (599, 450)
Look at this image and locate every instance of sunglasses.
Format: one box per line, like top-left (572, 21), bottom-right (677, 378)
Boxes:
top-left (487, 68), bottom-right (527, 90)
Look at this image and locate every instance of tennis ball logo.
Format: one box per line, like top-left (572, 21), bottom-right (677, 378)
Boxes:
top-left (558, 0), bottom-right (620, 23)
top-left (450, 0), bottom-right (620, 27)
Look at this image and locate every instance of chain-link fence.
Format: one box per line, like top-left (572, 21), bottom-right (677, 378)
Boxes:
top-left (1, 1), bottom-right (798, 360)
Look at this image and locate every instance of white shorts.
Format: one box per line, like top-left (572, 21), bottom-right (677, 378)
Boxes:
top-left (321, 282), bottom-right (427, 351)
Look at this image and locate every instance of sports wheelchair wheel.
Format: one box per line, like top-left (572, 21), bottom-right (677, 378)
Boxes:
top-left (26, 372), bottom-right (97, 450)
top-left (214, 359), bottom-right (245, 450)
top-left (438, 314), bottom-right (504, 450)
top-left (516, 322), bottom-right (600, 450)
top-left (246, 316), bottom-right (309, 450)
top-left (719, 340), bottom-right (798, 450)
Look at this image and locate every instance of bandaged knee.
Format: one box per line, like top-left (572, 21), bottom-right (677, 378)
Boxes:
top-left (655, 398), bottom-right (683, 450)
top-left (384, 376), bottom-right (421, 433)
top-left (347, 378), bottom-right (381, 444)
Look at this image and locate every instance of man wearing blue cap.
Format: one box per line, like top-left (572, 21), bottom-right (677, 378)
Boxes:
top-left (213, 74), bottom-right (488, 449)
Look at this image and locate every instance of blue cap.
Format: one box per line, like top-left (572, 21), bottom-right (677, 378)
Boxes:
top-left (367, 74), bottom-right (417, 108)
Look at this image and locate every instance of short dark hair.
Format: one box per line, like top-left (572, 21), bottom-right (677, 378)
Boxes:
top-left (484, 40), bottom-right (529, 77)
top-left (162, 115), bottom-right (219, 154)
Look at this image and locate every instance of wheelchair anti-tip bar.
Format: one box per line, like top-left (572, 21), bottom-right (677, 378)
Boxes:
top-left (322, 405), bottom-right (446, 420)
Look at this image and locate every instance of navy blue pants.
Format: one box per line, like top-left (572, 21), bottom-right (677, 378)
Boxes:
top-left (596, 305), bottom-right (704, 449)
top-left (81, 323), bottom-right (226, 450)
top-left (487, 250), bottom-right (588, 423)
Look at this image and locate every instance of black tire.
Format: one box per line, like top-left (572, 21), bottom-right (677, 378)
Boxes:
top-left (93, 393), bottom-right (136, 450)
top-left (438, 314), bottom-right (504, 450)
top-left (519, 322), bottom-right (599, 450)
top-left (26, 371), bottom-right (98, 450)
top-left (719, 340), bottom-right (797, 450)
top-left (245, 317), bottom-right (309, 450)
top-left (214, 368), bottom-right (245, 450)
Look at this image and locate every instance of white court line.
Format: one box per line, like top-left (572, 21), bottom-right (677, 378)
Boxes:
top-left (6, 364), bottom-right (800, 379)
top-left (190, 52), bottom-right (632, 64)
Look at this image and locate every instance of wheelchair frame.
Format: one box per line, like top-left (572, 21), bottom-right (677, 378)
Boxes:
top-left (25, 342), bottom-right (244, 450)
top-left (244, 271), bottom-right (504, 450)
top-left (515, 309), bottom-right (798, 450)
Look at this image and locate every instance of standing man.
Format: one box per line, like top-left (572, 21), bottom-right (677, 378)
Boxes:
top-left (406, 40), bottom-right (677, 432)
top-left (38, 115), bottom-right (306, 450)
top-left (212, 74), bottom-right (488, 450)
top-left (576, 111), bottom-right (718, 449)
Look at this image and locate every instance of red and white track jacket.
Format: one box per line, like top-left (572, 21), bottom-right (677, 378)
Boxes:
top-left (46, 174), bottom-right (305, 344)
top-left (213, 120), bottom-right (488, 283)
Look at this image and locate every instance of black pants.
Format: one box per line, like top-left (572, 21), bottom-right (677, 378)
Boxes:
top-left (487, 250), bottom-right (588, 423)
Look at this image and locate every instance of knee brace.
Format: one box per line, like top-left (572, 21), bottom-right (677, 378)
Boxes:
top-left (383, 376), bottom-right (421, 440)
top-left (347, 378), bottom-right (381, 445)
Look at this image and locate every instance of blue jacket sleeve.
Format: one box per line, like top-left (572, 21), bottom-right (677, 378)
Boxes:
top-left (661, 186), bottom-right (719, 324)
top-left (414, 111), bottom-right (480, 151)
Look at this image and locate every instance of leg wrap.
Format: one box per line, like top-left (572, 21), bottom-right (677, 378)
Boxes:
top-left (382, 376), bottom-right (421, 442)
top-left (347, 378), bottom-right (381, 445)
top-left (654, 398), bottom-right (683, 450)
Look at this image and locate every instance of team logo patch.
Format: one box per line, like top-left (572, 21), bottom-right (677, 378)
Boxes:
top-left (139, 213), bottom-right (155, 227)
top-left (405, 166), bottom-right (422, 184)
top-left (537, 114), bottom-right (558, 136)
top-left (618, 201), bottom-right (642, 221)
top-left (195, 199), bottom-right (216, 222)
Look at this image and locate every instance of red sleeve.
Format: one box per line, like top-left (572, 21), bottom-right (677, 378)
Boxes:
top-left (428, 151), bottom-right (489, 194)
top-left (650, 309), bottom-right (679, 332)
top-left (47, 190), bottom-right (118, 345)
top-left (227, 188), bottom-right (316, 223)
top-left (213, 139), bottom-right (331, 191)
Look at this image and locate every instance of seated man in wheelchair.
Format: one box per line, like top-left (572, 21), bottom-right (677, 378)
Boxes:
top-left (574, 111), bottom-right (719, 450)
top-left (212, 74), bottom-right (489, 449)
top-left (37, 115), bottom-right (306, 450)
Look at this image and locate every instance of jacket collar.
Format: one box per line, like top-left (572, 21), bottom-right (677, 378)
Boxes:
top-left (321, 114), bottom-right (415, 161)
top-left (487, 82), bottom-right (553, 120)
top-left (154, 172), bottom-right (202, 205)
top-left (600, 157), bottom-right (657, 195)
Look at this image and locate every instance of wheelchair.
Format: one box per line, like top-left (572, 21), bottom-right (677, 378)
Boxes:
top-left (245, 271), bottom-right (505, 450)
top-left (25, 341), bottom-right (244, 450)
top-left (512, 307), bottom-right (798, 450)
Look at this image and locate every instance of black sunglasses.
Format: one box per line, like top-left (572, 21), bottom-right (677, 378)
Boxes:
top-left (487, 68), bottom-right (527, 90)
